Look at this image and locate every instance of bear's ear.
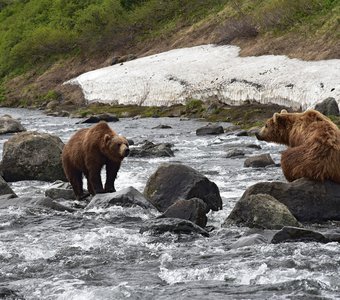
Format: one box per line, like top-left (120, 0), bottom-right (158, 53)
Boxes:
top-left (280, 109), bottom-right (288, 114)
top-left (273, 112), bottom-right (286, 125)
top-left (104, 134), bottom-right (111, 145)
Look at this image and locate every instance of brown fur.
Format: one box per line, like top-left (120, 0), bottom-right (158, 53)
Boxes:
top-left (62, 122), bottom-right (129, 199)
top-left (256, 109), bottom-right (340, 183)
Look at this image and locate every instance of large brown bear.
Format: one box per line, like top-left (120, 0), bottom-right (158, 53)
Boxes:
top-left (256, 109), bottom-right (340, 183)
top-left (62, 121), bottom-right (130, 199)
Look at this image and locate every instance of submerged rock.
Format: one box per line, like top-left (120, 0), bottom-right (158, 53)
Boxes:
top-left (225, 149), bottom-right (245, 158)
top-left (0, 131), bottom-right (66, 182)
top-left (78, 113), bottom-right (119, 123)
top-left (0, 196), bottom-right (75, 212)
top-left (129, 140), bottom-right (174, 157)
top-left (244, 153), bottom-right (275, 168)
top-left (230, 233), bottom-right (269, 249)
top-left (271, 226), bottom-right (329, 244)
top-left (144, 163), bottom-right (222, 212)
top-left (0, 175), bottom-right (16, 196)
top-left (0, 287), bottom-right (25, 300)
top-left (140, 218), bottom-right (209, 237)
top-left (240, 178), bottom-right (340, 222)
top-left (0, 115), bottom-right (26, 134)
top-left (159, 198), bottom-right (208, 228)
top-left (152, 124), bottom-right (172, 129)
top-left (86, 186), bottom-right (155, 210)
top-left (196, 124), bottom-right (224, 136)
top-left (224, 194), bottom-right (301, 230)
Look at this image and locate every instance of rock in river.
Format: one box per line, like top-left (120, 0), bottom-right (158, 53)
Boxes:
top-left (140, 218), bottom-right (209, 237)
top-left (240, 178), bottom-right (340, 222)
top-left (86, 186), bottom-right (156, 210)
top-left (159, 198), bottom-right (208, 228)
top-left (144, 163), bottom-right (222, 212)
top-left (0, 115), bottom-right (26, 134)
top-left (0, 131), bottom-right (66, 182)
top-left (224, 193), bottom-right (301, 230)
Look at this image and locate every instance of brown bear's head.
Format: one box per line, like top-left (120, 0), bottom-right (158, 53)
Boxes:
top-left (103, 134), bottom-right (130, 162)
top-left (255, 109), bottom-right (294, 145)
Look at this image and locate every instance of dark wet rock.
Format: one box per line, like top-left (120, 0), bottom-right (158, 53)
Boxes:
top-left (323, 231), bottom-right (340, 243)
top-left (244, 153), bottom-right (275, 168)
top-left (315, 97), bottom-right (339, 116)
top-left (224, 194), bottom-right (301, 230)
top-left (224, 125), bottom-right (242, 134)
top-left (0, 196), bottom-right (75, 212)
top-left (240, 178), bottom-right (340, 222)
top-left (159, 198), bottom-right (208, 228)
top-left (247, 127), bottom-right (261, 136)
top-left (140, 218), bottom-right (209, 237)
top-left (45, 180), bottom-right (75, 200)
top-left (230, 233), bottom-right (268, 249)
top-left (144, 163), bottom-right (222, 212)
top-left (129, 140), bottom-right (174, 158)
top-left (0, 194), bottom-right (17, 201)
top-left (86, 186), bottom-right (155, 209)
top-left (225, 149), bottom-right (245, 158)
top-left (245, 144), bottom-right (262, 150)
top-left (46, 110), bottom-right (70, 117)
top-left (271, 226), bottom-right (329, 244)
top-left (78, 113), bottom-right (119, 124)
top-left (196, 124), bottom-right (224, 136)
top-left (0, 131), bottom-right (66, 182)
top-left (0, 175), bottom-right (16, 196)
top-left (152, 124), bottom-right (172, 129)
top-left (127, 139), bottom-right (134, 146)
top-left (0, 287), bottom-right (25, 300)
top-left (235, 130), bottom-right (248, 137)
top-left (0, 115), bottom-right (26, 134)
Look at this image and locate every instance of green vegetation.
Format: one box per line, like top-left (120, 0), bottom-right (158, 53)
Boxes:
top-left (1, 0), bottom-right (339, 79)
top-left (0, 0), bottom-right (338, 107)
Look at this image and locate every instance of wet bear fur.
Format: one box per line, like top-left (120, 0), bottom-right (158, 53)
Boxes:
top-left (256, 109), bottom-right (340, 183)
top-left (62, 121), bottom-right (129, 199)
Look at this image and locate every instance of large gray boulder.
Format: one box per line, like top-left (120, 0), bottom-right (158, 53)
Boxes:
top-left (144, 163), bottom-right (222, 212)
top-left (0, 131), bottom-right (66, 182)
top-left (224, 194), bottom-right (301, 229)
top-left (238, 178), bottom-right (340, 222)
top-left (315, 97), bottom-right (339, 116)
top-left (0, 115), bottom-right (26, 134)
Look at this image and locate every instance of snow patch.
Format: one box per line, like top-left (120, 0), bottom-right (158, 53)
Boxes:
top-left (65, 45), bottom-right (340, 110)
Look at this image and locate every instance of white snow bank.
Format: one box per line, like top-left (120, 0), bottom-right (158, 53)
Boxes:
top-left (65, 45), bottom-right (340, 110)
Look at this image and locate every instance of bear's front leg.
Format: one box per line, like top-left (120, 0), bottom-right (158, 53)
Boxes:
top-left (88, 169), bottom-right (105, 195)
top-left (104, 161), bottom-right (121, 193)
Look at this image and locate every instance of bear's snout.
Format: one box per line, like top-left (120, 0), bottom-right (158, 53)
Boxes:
top-left (124, 148), bottom-right (130, 157)
top-left (255, 132), bottom-right (263, 141)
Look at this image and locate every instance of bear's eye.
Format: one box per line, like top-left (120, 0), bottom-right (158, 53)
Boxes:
top-left (265, 124), bottom-right (268, 128)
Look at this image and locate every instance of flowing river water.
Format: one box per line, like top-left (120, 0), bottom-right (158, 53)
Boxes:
top-left (0, 108), bottom-right (339, 300)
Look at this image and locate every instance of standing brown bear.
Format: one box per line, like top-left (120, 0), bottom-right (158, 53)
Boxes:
top-left (256, 109), bottom-right (340, 183)
top-left (62, 121), bottom-right (130, 199)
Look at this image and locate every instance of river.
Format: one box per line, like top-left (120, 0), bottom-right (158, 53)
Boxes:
top-left (0, 108), bottom-right (339, 300)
